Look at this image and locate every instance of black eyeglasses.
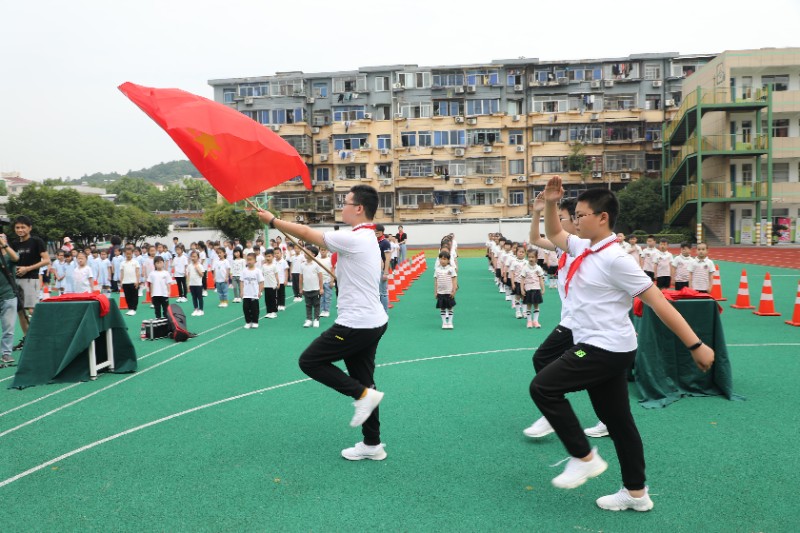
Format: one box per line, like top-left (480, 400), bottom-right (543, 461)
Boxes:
top-left (342, 202), bottom-right (361, 207)
top-left (574, 212), bottom-right (601, 221)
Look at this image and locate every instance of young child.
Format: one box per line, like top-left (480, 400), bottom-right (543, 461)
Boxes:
top-left (389, 235), bottom-right (399, 271)
top-left (274, 248), bottom-right (289, 311)
top-left (52, 250), bottom-right (67, 295)
top-left (512, 245), bottom-right (529, 319)
top-left (63, 253), bottom-right (76, 294)
top-left (111, 247), bottom-right (124, 293)
top-left (521, 249), bottom-right (546, 329)
top-left (688, 242), bottom-right (715, 293)
top-left (72, 252), bottom-right (94, 294)
top-left (289, 242), bottom-right (305, 302)
top-left (214, 247), bottom-right (230, 308)
top-left (239, 252), bottom-right (264, 328)
top-left (653, 238), bottom-right (674, 289)
top-left (671, 242), bottom-right (694, 290)
top-left (627, 235), bottom-right (642, 262)
top-left (88, 248), bottom-right (100, 291)
top-left (318, 248), bottom-right (334, 318)
top-left (147, 256), bottom-right (173, 319)
top-left (261, 248), bottom-right (279, 319)
top-left (188, 250), bottom-right (206, 316)
top-left (173, 244), bottom-right (189, 303)
top-left (98, 250), bottom-right (112, 295)
top-left (230, 248), bottom-right (245, 303)
top-left (119, 246), bottom-right (141, 316)
top-left (640, 235), bottom-right (658, 279)
top-left (299, 246), bottom-right (323, 328)
top-left (535, 176), bottom-right (714, 512)
top-left (545, 248), bottom-right (559, 289)
top-left (434, 250), bottom-right (458, 329)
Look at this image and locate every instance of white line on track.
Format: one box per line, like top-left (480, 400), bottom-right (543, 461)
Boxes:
top-left (0, 346), bottom-right (532, 489)
top-left (728, 343), bottom-right (800, 347)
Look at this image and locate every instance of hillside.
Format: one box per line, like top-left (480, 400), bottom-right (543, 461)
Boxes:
top-left (69, 160), bottom-right (200, 186)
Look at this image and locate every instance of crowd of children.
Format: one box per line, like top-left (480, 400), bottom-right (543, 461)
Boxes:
top-left (619, 234), bottom-right (717, 293)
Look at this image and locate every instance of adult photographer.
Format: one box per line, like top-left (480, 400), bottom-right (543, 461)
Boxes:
top-left (9, 215), bottom-right (50, 351)
top-left (0, 228), bottom-right (20, 365)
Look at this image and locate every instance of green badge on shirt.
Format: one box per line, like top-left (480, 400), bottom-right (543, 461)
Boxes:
top-left (575, 349), bottom-right (586, 358)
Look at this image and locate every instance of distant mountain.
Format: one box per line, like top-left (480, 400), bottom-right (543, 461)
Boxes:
top-left (68, 160), bottom-right (201, 186)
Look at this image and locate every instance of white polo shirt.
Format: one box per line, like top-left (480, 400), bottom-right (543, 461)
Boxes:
top-left (641, 246), bottom-right (658, 272)
top-left (689, 257), bottom-right (716, 291)
top-left (323, 224), bottom-right (388, 329)
top-left (671, 254), bottom-right (694, 283)
top-left (566, 234), bottom-right (653, 352)
top-left (654, 250), bottom-right (673, 277)
top-left (555, 246), bottom-right (580, 329)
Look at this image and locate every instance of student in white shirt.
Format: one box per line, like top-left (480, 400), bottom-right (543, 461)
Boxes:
top-left (288, 243), bottom-right (305, 302)
top-left (213, 247), bottom-right (231, 308)
top-left (433, 250), bottom-right (458, 329)
top-left (689, 242), bottom-right (716, 293)
top-left (72, 252), bottom-right (94, 294)
top-left (318, 248), bottom-right (335, 318)
top-left (653, 238), bottom-right (674, 289)
top-left (534, 176), bottom-right (714, 512)
top-left (671, 242), bottom-right (694, 290)
top-left (172, 245), bottom-right (189, 302)
top-left (640, 236), bottom-right (658, 280)
top-left (188, 251), bottom-right (206, 316)
top-left (274, 248), bottom-right (289, 311)
top-left (119, 246), bottom-right (141, 316)
top-left (258, 185), bottom-right (389, 462)
top-left (230, 248), bottom-right (245, 303)
top-left (261, 248), bottom-right (280, 318)
top-left (147, 256), bottom-right (173, 319)
top-left (239, 252), bottom-right (264, 328)
top-left (299, 246), bottom-right (324, 328)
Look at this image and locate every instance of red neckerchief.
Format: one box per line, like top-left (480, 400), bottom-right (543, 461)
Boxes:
top-left (558, 251), bottom-right (567, 271)
top-left (377, 235), bottom-right (386, 242)
top-left (353, 223), bottom-right (377, 232)
top-left (564, 236), bottom-right (618, 296)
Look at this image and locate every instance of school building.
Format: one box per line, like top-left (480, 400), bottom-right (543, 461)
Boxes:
top-left (208, 48), bottom-right (800, 244)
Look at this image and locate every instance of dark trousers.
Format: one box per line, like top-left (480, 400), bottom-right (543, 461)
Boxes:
top-left (243, 298), bottom-right (259, 323)
top-left (122, 283), bottom-right (139, 310)
top-left (175, 276), bottom-right (187, 298)
top-left (656, 276), bottom-right (671, 289)
top-left (291, 273), bottom-right (301, 297)
top-left (277, 284), bottom-right (286, 307)
top-left (532, 325), bottom-right (574, 373)
top-left (152, 295), bottom-right (169, 319)
top-left (299, 322), bottom-right (388, 446)
top-left (530, 343), bottom-right (645, 491)
top-left (304, 291), bottom-right (320, 320)
top-left (111, 279), bottom-right (119, 293)
top-left (675, 281), bottom-right (689, 290)
top-left (190, 285), bottom-right (204, 310)
top-left (264, 287), bottom-right (278, 314)
top-left (202, 271), bottom-right (208, 290)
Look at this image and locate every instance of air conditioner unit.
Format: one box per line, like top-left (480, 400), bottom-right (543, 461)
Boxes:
top-left (363, 113), bottom-right (372, 120)
top-left (312, 126), bottom-right (320, 134)
top-left (383, 207), bottom-right (393, 214)
top-left (270, 124), bottom-right (281, 132)
top-left (604, 80), bottom-right (614, 88)
top-left (454, 116), bottom-right (465, 123)
top-left (454, 148), bottom-right (465, 157)
top-left (243, 96), bottom-right (254, 105)
top-left (514, 84), bottom-right (524, 92)
top-left (590, 113), bottom-right (599, 121)
top-left (665, 99), bottom-right (676, 107)
top-left (394, 113), bottom-right (404, 119)
top-left (393, 83), bottom-right (403, 89)
top-left (557, 77), bottom-right (568, 84)
top-left (620, 172), bottom-right (631, 181)
top-left (379, 148), bottom-right (390, 155)
top-left (319, 154), bottom-right (329, 162)
top-left (592, 138), bottom-right (602, 144)
top-left (361, 142), bottom-right (372, 150)
top-left (651, 80), bottom-right (662, 88)
top-left (517, 176), bottom-right (527, 182)
top-left (591, 171), bottom-right (603, 179)
top-left (653, 141), bottom-right (663, 149)
top-left (455, 86), bottom-right (465, 94)
top-left (312, 117), bottom-right (326, 126)
top-left (306, 97), bottom-right (315, 104)
top-left (590, 80), bottom-right (601, 88)
top-left (453, 178), bottom-right (465, 185)
top-left (515, 145), bottom-right (525, 153)
top-left (495, 197), bottom-right (505, 205)
top-left (467, 118), bottom-right (478, 125)
top-left (323, 182), bottom-right (334, 190)
top-left (467, 85), bottom-right (477, 93)
top-left (512, 114), bottom-right (521, 122)
top-left (484, 177), bottom-right (495, 185)
top-left (483, 146), bottom-right (492, 153)
top-left (381, 179), bottom-right (392, 186)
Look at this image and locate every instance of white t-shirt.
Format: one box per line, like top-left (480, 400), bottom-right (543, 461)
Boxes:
top-left (671, 254), bottom-right (694, 283)
top-left (213, 259), bottom-right (230, 282)
top-left (689, 257), bottom-right (716, 291)
top-left (434, 264), bottom-right (457, 294)
top-left (318, 256), bottom-right (333, 284)
top-left (230, 258), bottom-right (245, 278)
top-left (390, 242), bottom-right (399, 260)
top-left (173, 254), bottom-right (189, 277)
top-left (188, 262), bottom-right (206, 286)
top-left (511, 258), bottom-right (527, 283)
top-left (240, 267), bottom-right (264, 299)
top-left (276, 258), bottom-right (289, 284)
top-left (641, 246), bottom-right (658, 272)
top-left (301, 262), bottom-right (323, 292)
top-left (120, 259), bottom-right (139, 285)
top-left (73, 265), bottom-right (94, 293)
top-left (148, 270), bottom-right (173, 297)
top-left (323, 225), bottom-right (388, 329)
top-left (566, 234), bottom-right (653, 352)
top-left (555, 246), bottom-right (579, 329)
top-left (522, 263), bottom-right (545, 291)
top-left (290, 251), bottom-right (305, 274)
top-left (261, 262), bottom-right (279, 289)
top-left (653, 251), bottom-right (673, 277)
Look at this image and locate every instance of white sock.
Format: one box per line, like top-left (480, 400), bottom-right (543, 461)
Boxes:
top-left (533, 310), bottom-right (540, 323)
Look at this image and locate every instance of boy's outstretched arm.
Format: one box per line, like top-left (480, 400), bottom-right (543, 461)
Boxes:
top-left (543, 176), bottom-right (570, 252)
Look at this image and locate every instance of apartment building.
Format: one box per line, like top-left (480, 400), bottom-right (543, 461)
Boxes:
top-left (209, 53), bottom-right (713, 224)
top-left (663, 48), bottom-right (800, 244)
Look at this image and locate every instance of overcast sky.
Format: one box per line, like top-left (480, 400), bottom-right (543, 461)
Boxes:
top-left (2, 0), bottom-right (798, 182)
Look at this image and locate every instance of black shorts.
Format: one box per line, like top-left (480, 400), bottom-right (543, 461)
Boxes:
top-left (523, 289), bottom-right (543, 305)
top-left (495, 268), bottom-right (502, 279)
top-left (644, 270), bottom-right (655, 280)
top-left (546, 266), bottom-right (558, 276)
top-left (537, 259), bottom-right (545, 268)
top-left (656, 276), bottom-right (671, 289)
top-left (435, 294), bottom-right (456, 309)
top-left (675, 281), bottom-right (689, 290)
top-left (513, 283), bottom-right (522, 296)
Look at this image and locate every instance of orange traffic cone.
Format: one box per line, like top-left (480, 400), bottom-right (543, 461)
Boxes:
top-left (119, 290), bottom-right (128, 310)
top-left (753, 273), bottom-right (781, 316)
top-left (169, 281), bottom-right (179, 298)
top-left (388, 274), bottom-right (399, 304)
top-left (730, 270), bottom-right (755, 310)
top-left (206, 270), bottom-right (215, 290)
top-left (93, 280), bottom-right (101, 294)
top-left (144, 287), bottom-right (152, 304)
top-left (710, 271), bottom-right (726, 301)
top-left (785, 281), bottom-right (800, 327)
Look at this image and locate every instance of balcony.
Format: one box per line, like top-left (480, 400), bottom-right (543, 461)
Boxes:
top-left (664, 134), bottom-right (768, 185)
top-left (665, 181), bottom-right (769, 225)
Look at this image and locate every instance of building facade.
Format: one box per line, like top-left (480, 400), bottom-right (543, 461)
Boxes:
top-left (209, 53), bottom-right (714, 225)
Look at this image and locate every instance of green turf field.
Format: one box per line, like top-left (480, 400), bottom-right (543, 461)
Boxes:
top-left (1, 258), bottom-right (798, 532)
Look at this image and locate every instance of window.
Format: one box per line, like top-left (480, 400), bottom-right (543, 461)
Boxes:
top-left (466, 157), bottom-right (503, 176)
top-left (379, 192), bottom-right (393, 208)
top-left (507, 69), bottom-right (523, 86)
top-left (761, 119), bottom-right (790, 137)
top-left (742, 209), bottom-right (753, 217)
top-left (605, 123), bottom-right (643, 142)
top-left (315, 139), bottom-right (329, 154)
top-left (603, 94), bottom-right (638, 110)
top-left (332, 105), bottom-right (366, 122)
top-left (333, 136), bottom-right (368, 151)
top-left (604, 62), bottom-right (639, 80)
top-left (375, 76), bottom-right (390, 92)
top-left (466, 70), bottom-right (500, 86)
top-left (398, 189), bottom-right (434, 207)
top-left (270, 79), bottom-right (304, 96)
top-left (532, 95), bottom-right (567, 113)
top-left (377, 135), bottom-right (392, 150)
top-left (283, 135), bottom-right (311, 155)
top-left (466, 99), bottom-right (500, 116)
top-left (465, 189), bottom-right (502, 206)
top-left (645, 154), bottom-right (661, 172)
top-left (762, 75), bottom-right (789, 91)
top-left (316, 195), bottom-right (332, 211)
top-left (418, 131), bottom-right (432, 147)
top-left (567, 66), bottom-right (600, 81)
top-left (507, 99), bottom-right (523, 115)
top-left (315, 168), bottom-right (330, 182)
top-left (509, 159), bottom-right (525, 174)
top-left (238, 83), bottom-right (269, 97)
top-left (399, 101), bottom-right (433, 119)
top-left (400, 131), bottom-right (416, 147)
top-left (467, 129), bottom-right (501, 145)
top-left (604, 152), bottom-right (645, 172)
top-left (532, 156), bottom-right (567, 174)
top-left (508, 190), bottom-right (525, 206)
top-left (644, 64), bottom-right (662, 80)
top-left (644, 124), bottom-right (662, 142)
top-left (569, 124), bottom-right (603, 143)
top-left (433, 160), bottom-right (466, 177)
top-left (433, 191), bottom-right (467, 205)
top-left (433, 130), bottom-right (465, 146)
top-left (434, 100), bottom-right (465, 117)
top-left (332, 75), bottom-right (367, 93)
top-left (399, 159), bottom-right (433, 177)
top-left (533, 126), bottom-right (568, 143)
top-left (509, 130), bottom-right (524, 145)
top-left (240, 110), bottom-right (257, 121)
top-left (432, 72), bottom-right (465, 87)
top-left (336, 164), bottom-right (367, 180)
top-left (531, 70), bottom-right (550, 84)
top-left (645, 94), bottom-right (661, 110)
top-left (312, 111), bottom-right (331, 126)
top-left (223, 88), bottom-right (236, 103)
top-left (375, 164), bottom-right (392, 179)
top-left (373, 104), bottom-right (391, 121)
top-left (762, 162), bottom-right (790, 182)
top-left (397, 72), bottom-right (431, 89)
top-left (272, 194), bottom-right (310, 210)
top-left (312, 82), bottom-right (328, 98)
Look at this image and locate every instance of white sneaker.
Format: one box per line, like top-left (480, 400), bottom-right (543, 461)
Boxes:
top-left (303, 320), bottom-right (312, 328)
top-left (293, 297), bottom-right (303, 302)
top-left (233, 298), bottom-right (241, 303)
top-left (341, 442), bottom-right (387, 461)
top-left (551, 447), bottom-right (608, 489)
top-left (149, 304), bottom-right (155, 309)
top-left (126, 310), bottom-right (136, 316)
top-left (266, 313), bottom-right (277, 319)
top-left (218, 303), bottom-right (225, 308)
top-left (596, 487), bottom-right (654, 512)
top-left (202, 291), bottom-right (208, 297)
top-left (350, 388), bottom-right (384, 427)
top-left (221, 303), bottom-right (228, 308)
top-left (319, 311), bottom-right (329, 317)
top-left (313, 320), bottom-right (319, 328)
top-left (244, 323), bottom-right (251, 329)
top-left (197, 310), bottom-right (204, 316)
top-left (505, 294), bottom-right (512, 301)
top-left (278, 306), bottom-right (286, 311)
top-left (515, 307), bottom-right (523, 319)
top-left (191, 310), bottom-right (199, 316)
top-left (523, 416), bottom-right (554, 438)
top-left (446, 323), bottom-right (454, 329)
top-left (584, 421), bottom-right (609, 438)
top-left (251, 323), bottom-right (259, 328)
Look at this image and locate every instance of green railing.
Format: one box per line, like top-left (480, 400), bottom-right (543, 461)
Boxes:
top-left (664, 87), bottom-right (769, 142)
top-left (665, 181), bottom-right (769, 222)
top-left (664, 134), bottom-right (768, 181)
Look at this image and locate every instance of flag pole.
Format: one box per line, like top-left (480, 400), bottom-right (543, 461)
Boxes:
top-left (243, 198), bottom-right (337, 282)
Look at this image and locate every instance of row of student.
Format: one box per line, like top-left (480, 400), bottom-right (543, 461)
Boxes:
top-left (619, 234), bottom-right (717, 292)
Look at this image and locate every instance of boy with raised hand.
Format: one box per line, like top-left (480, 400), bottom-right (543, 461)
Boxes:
top-left (532, 175), bottom-right (714, 512)
top-left (258, 185), bottom-right (389, 461)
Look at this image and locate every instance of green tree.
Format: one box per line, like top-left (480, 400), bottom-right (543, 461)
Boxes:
top-left (204, 201), bottom-right (261, 242)
top-left (113, 206), bottom-right (169, 244)
top-left (566, 144), bottom-right (592, 182)
top-left (616, 176), bottom-right (665, 233)
top-left (107, 177), bottom-right (157, 209)
top-left (0, 180), bottom-right (7, 196)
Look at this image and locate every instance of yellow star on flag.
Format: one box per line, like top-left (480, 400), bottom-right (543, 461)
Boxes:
top-left (187, 128), bottom-right (220, 159)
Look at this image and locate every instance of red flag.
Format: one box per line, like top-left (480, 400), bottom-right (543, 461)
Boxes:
top-left (118, 82), bottom-right (311, 202)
